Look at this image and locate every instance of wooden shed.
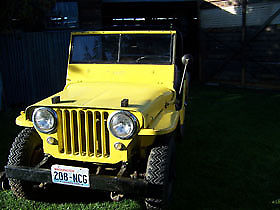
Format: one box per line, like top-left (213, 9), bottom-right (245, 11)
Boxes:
top-left (99, 0), bottom-right (280, 88)
top-left (199, 0), bottom-right (280, 89)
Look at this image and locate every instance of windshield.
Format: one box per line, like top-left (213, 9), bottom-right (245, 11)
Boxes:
top-left (70, 34), bottom-right (173, 64)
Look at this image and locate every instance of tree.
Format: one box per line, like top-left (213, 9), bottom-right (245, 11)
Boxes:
top-left (0, 0), bottom-right (56, 32)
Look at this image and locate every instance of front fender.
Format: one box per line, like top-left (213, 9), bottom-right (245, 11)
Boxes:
top-left (16, 112), bottom-right (33, 127)
top-left (138, 109), bottom-right (179, 136)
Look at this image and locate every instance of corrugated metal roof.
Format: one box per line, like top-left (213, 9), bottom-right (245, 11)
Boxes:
top-left (201, 2), bottom-right (280, 28)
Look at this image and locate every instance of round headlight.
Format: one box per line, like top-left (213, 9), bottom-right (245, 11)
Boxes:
top-left (32, 107), bottom-right (57, 134)
top-left (108, 111), bottom-right (138, 140)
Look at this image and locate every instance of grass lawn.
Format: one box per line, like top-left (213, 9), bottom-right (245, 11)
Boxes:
top-left (1, 84), bottom-right (280, 209)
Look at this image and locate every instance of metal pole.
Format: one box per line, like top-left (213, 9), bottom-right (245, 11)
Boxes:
top-left (197, 0), bottom-right (202, 81)
top-left (241, 0), bottom-right (247, 86)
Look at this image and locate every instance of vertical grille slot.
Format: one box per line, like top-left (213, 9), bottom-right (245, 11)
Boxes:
top-left (78, 111), bottom-right (86, 156)
top-left (57, 108), bottom-right (110, 158)
top-left (62, 110), bottom-right (71, 154)
top-left (103, 112), bottom-right (110, 157)
top-left (56, 110), bottom-right (64, 153)
top-left (86, 111), bottom-right (94, 156)
top-left (95, 112), bottom-right (102, 157)
top-left (70, 110), bottom-right (79, 154)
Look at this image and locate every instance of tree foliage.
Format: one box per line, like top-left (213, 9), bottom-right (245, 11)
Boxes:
top-left (0, 0), bottom-right (56, 32)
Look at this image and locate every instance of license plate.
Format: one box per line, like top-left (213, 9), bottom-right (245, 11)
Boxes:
top-left (51, 164), bottom-right (90, 188)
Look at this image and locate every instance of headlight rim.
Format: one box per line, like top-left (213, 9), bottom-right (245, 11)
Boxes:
top-left (107, 110), bottom-right (139, 140)
top-left (32, 107), bottom-right (57, 134)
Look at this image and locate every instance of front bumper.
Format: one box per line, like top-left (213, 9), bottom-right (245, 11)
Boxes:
top-left (5, 165), bottom-right (161, 197)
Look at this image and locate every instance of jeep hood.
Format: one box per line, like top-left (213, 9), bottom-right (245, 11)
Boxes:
top-left (31, 82), bottom-right (175, 122)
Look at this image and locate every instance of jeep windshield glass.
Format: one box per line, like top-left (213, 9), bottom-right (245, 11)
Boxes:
top-left (70, 34), bottom-right (173, 64)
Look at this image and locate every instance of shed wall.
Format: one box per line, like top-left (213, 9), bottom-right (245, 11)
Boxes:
top-left (0, 31), bottom-right (70, 108)
top-left (201, 2), bottom-right (280, 28)
top-left (200, 1), bottom-right (280, 88)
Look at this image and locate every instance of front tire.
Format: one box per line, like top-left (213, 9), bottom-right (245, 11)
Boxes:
top-left (7, 128), bottom-right (43, 198)
top-left (145, 135), bottom-right (175, 209)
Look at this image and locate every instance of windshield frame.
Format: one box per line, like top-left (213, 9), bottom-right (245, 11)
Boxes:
top-left (69, 32), bottom-right (176, 65)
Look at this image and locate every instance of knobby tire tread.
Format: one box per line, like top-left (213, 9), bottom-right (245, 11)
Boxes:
top-left (7, 128), bottom-right (41, 198)
top-left (145, 140), bottom-right (173, 210)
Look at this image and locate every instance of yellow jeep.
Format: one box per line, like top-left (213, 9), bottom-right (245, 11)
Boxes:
top-left (5, 30), bottom-right (191, 209)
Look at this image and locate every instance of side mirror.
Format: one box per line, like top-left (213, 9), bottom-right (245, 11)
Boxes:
top-left (178, 54), bottom-right (193, 96)
top-left (181, 54), bottom-right (193, 66)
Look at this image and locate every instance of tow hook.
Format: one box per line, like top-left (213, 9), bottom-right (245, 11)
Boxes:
top-left (110, 191), bottom-right (124, 202)
top-left (0, 171), bottom-right (9, 191)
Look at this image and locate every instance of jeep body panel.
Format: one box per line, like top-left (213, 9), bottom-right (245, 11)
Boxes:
top-left (15, 30), bottom-right (184, 165)
top-left (28, 82), bottom-right (175, 123)
top-left (6, 29), bottom-right (190, 207)
top-left (66, 64), bottom-right (175, 91)
top-left (16, 81), bottom-right (179, 163)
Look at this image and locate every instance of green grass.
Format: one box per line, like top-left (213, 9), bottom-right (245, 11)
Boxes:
top-left (0, 190), bottom-right (141, 210)
top-left (1, 84), bottom-right (280, 209)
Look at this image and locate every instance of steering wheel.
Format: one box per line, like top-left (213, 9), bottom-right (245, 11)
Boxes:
top-left (135, 55), bottom-right (170, 63)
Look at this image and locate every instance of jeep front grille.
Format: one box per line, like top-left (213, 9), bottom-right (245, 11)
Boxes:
top-left (56, 109), bottom-right (110, 158)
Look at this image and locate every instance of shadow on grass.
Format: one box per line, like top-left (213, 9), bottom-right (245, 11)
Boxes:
top-left (171, 85), bottom-right (280, 209)
top-left (35, 184), bottom-right (143, 208)
top-left (2, 185), bottom-right (144, 210)
top-left (34, 185), bottom-right (110, 204)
